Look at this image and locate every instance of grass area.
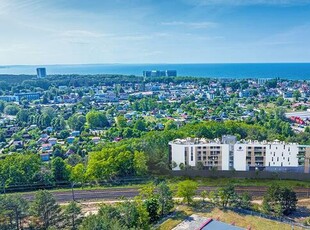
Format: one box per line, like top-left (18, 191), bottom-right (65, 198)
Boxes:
top-left (201, 208), bottom-right (304, 230)
top-left (157, 206), bottom-right (193, 230)
top-left (158, 204), bottom-right (306, 230)
top-left (167, 177), bottom-right (310, 188)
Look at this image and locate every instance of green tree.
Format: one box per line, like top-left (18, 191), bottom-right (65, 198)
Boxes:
top-left (86, 110), bottom-right (109, 129)
top-left (30, 190), bottom-right (62, 229)
top-left (133, 151), bottom-right (148, 176)
top-left (0, 194), bottom-right (29, 230)
top-left (157, 181), bottom-right (174, 216)
top-left (4, 104), bottom-right (20, 115)
top-left (238, 192), bottom-right (252, 210)
top-left (16, 109), bottom-right (30, 124)
top-left (262, 185), bottom-right (298, 216)
top-left (64, 201), bottom-right (82, 230)
top-left (0, 100), bottom-right (5, 113)
top-left (68, 163), bottom-right (86, 200)
top-left (51, 157), bottom-right (69, 181)
top-left (51, 117), bottom-right (66, 131)
top-left (0, 154), bottom-right (41, 187)
top-left (177, 180), bottom-right (198, 205)
top-left (134, 119), bottom-right (146, 131)
top-left (293, 90), bottom-right (301, 101)
top-left (209, 184), bottom-right (239, 209)
top-left (145, 197), bottom-right (159, 223)
top-left (116, 115), bottom-right (127, 128)
top-left (201, 190), bottom-right (207, 203)
top-left (68, 114), bottom-right (86, 131)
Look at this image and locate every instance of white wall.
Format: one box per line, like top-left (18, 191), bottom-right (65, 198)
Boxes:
top-left (171, 144), bottom-right (185, 170)
top-left (265, 144), bottom-right (299, 167)
top-left (233, 144), bottom-right (247, 171)
top-left (221, 144), bottom-right (230, 170)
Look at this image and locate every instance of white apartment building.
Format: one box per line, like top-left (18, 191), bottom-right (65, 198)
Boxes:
top-left (169, 137), bottom-right (231, 171)
top-left (169, 136), bottom-right (310, 173)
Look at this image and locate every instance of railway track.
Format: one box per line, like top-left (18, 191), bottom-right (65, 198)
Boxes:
top-left (20, 186), bottom-right (310, 202)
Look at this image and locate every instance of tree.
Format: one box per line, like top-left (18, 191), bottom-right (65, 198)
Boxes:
top-left (165, 120), bottom-right (177, 131)
top-left (68, 114), bottom-right (86, 131)
top-left (66, 154), bottom-right (83, 167)
top-left (0, 154), bottom-right (41, 187)
top-left (51, 157), bottom-right (69, 181)
top-left (177, 180), bottom-right (198, 205)
top-left (238, 192), bottom-right (252, 210)
top-left (30, 190), bottom-right (62, 229)
top-left (134, 119), bottom-right (146, 132)
top-left (4, 104), bottom-right (20, 115)
top-left (293, 90), bottom-right (301, 101)
top-left (157, 181), bottom-right (174, 216)
top-left (69, 163), bottom-right (86, 200)
top-left (144, 197), bottom-right (159, 223)
top-left (58, 130), bottom-right (70, 139)
top-left (133, 151), bottom-right (148, 176)
top-left (262, 185), bottom-right (298, 216)
top-left (86, 110), bottom-right (109, 129)
top-left (276, 97), bottom-right (284, 106)
top-left (0, 194), bottom-right (29, 230)
top-left (51, 117), bottom-right (66, 131)
top-left (0, 100), bottom-right (5, 113)
top-left (201, 190), bottom-right (207, 203)
top-left (64, 201), bottom-right (82, 230)
top-left (209, 184), bottom-right (239, 209)
top-left (16, 109), bottom-right (30, 124)
top-left (116, 115), bottom-right (127, 128)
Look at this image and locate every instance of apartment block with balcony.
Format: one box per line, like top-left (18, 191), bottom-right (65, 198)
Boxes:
top-left (169, 138), bottom-right (230, 171)
top-left (170, 136), bottom-right (310, 173)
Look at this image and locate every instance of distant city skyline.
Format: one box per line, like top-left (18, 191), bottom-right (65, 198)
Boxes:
top-left (1, 0), bottom-right (310, 65)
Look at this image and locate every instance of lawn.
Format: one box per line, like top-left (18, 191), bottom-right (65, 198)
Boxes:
top-left (158, 205), bottom-right (306, 230)
top-left (167, 177), bottom-right (310, 188)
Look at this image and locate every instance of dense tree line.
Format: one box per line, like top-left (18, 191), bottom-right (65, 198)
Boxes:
top-left (0, 181), bottom-right (174, 230)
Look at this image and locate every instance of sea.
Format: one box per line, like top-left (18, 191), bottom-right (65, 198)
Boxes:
top-left (1, 63), bottom-right (310, 80)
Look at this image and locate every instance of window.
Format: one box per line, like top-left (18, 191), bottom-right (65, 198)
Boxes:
top-left (277, 157), bottom-right (279, 162)
top-left (288, 157), bottom-right (290, 162)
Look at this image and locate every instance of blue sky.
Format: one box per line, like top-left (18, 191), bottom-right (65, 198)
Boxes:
top-left (0, 0), bottom-right (310, 64)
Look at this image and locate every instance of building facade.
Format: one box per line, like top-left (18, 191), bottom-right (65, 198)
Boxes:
top-left (36, 68), bottom-right (47, 78)
top-left (169, 136), bottom-right (310, 173)
top-left (169, 138), bottom-right (230, 171)
top-left (143, 70), bottom-right (177, 78)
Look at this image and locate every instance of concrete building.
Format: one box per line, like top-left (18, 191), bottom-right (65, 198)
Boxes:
top-left (169, 138), bottom-right (230, 171)
top-left (36, 68), bottom-right (47, 78)
top-left (14, 92), bottom-right (40, 102)
top-left (169, 136), bottom-right (310, 173)
top-left (0, 96), bottom-right (17, 102)
top-left (143, 70), bottom-right (177, 78)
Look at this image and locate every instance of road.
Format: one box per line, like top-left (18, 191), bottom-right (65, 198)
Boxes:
top-left (21, 186), bottom-right (310, 203)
